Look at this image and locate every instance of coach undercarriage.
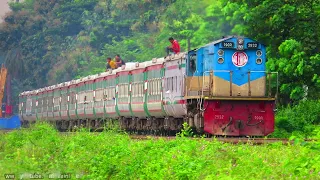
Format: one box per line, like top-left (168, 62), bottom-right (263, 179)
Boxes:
top-left (20, 98), bottom-right (274, 137)
top-left (119, 117), bottom-right (185, 133)
top-left (20, 117), bottom-right (188, 133)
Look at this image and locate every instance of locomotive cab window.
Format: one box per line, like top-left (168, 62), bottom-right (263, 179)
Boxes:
top-left (188, 52), bottom-right (197, 76)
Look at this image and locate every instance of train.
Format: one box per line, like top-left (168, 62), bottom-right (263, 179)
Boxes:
top-left (18, 36), bottom-right (278, 136)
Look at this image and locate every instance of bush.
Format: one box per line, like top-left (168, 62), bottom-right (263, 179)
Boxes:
top-left (273, 100), bottom-right (320, 138)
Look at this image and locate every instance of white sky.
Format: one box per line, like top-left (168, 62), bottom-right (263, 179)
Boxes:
top-left (0, 0), bottom-right (11, 23)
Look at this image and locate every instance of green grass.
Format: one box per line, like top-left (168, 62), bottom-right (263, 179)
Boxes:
top-left (0, 122), bottom-right (319, 179)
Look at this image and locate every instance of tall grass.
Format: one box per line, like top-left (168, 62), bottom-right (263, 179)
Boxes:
top-left (0, 122), bottom-right (319, 179)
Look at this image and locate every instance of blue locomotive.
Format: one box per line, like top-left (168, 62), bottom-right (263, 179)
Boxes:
top-left (185, 36), bottom-right (277, 136)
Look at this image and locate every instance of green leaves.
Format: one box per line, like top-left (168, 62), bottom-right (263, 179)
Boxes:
top-left (265, 38), bottom-right (320, 103)
top-left (278, 39), bottom-right (302, 58)
top-left (176, 123), bottom-right (194, 137)
top-left (273, 100), bottom-right (320, 138)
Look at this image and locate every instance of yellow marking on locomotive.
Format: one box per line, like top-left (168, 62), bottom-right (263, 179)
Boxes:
top-left (185, 76), bottom-right (268, 97)
top-left (212, 76), bottom-right (266, 97)
top-left (184, 96), bottom-right (275, 101)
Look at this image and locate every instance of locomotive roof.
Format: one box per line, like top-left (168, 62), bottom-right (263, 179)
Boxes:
top-left (201, 36), bottom-right (234, 48)
top-left (199, 36), bottom-right (265, 49)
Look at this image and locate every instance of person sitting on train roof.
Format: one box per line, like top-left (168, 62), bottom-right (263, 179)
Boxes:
top-left (115, 54), bottom-right (125, 67)
top-left (166, 37), bottom-right (180, 55)
top-left (106, 57), bottom-right (117, 71)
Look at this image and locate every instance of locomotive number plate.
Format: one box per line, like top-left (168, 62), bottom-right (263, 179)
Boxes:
top-left (254, 116), bottom-right (264, 120)
top-left (247, 42), bottom-right (259, 49)
top-left (221, 42), bottom-right (234, 48)
top-left (214, 115), bottom-right (225, 120)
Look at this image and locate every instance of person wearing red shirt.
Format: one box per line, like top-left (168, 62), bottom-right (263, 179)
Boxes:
top-left (166, 37), bottom-right (180, 55)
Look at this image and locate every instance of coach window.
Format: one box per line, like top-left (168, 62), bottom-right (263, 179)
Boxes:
top-left (169, 77), bottom-right (172, 92)
top-left (170, 77), bottom-right (172, 92)
top-left (139, 82), bottom-right (141, 97)
top-left (105, 81), bottom-right (109, 99)
top-left (172, 77), bottom-right (174, 92)
top-left (171, 77), bottom-right (174, 92)
top-left (152, 80), bottom-right (155, 95)
top-left (112, 79), bottom-right (116, 99)
top-left (156, 78), bottom-right (160, 95)
top-left (70, 91), bottom-right (75, 104)
top-left (150, 80), bottom-right (153, 95)
top-left (172, 77), bottom-right (175, 92)
top-left (176, 76), bottom-right (178, 92)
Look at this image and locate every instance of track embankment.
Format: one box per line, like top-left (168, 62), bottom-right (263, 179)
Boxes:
top-left (2, 129), bottom-right (318, 145)
top-left (129, 135), bottom-right (318, 145)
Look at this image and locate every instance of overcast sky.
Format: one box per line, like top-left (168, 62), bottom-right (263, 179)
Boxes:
top-left (0, 0), bottom-right (11, 23)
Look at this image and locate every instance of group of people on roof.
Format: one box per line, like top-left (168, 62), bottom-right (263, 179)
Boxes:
top-left (106, 54), bottom-right (126, 71)
top-left (106, 37), bottom-right (180, 71)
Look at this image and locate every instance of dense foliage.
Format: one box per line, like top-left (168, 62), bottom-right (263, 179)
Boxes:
top-left (273, 100), bottom-right (320, 138)
top-left (0, 123), bottom-right (319, 179)
top-left (0, 0), bottom-right (319, 134)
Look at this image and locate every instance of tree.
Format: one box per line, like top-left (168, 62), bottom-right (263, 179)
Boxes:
top-left (223, 0), bottom-right (320, 104)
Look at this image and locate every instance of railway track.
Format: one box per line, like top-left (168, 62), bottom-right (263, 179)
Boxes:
top-left (0, 129), bottom-right (13, 134)
top-left (129, 135), bottom-right (318, 145)
top-left (2, 129), bottom-right (317, 145)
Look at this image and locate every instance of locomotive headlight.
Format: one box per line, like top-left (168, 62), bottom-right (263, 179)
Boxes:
top-left (237, 38), bottom-right (244, 45)
top-left (256, 58), bottom-right (262, 64)
top-left (218, 57), bottom-right (224, 64)
top-left (256, 50), bottom-right (262, 57)
top-left (237, 45), bottom-right (244, 50)
top-left (218, 49), bottom-right (224, 56)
